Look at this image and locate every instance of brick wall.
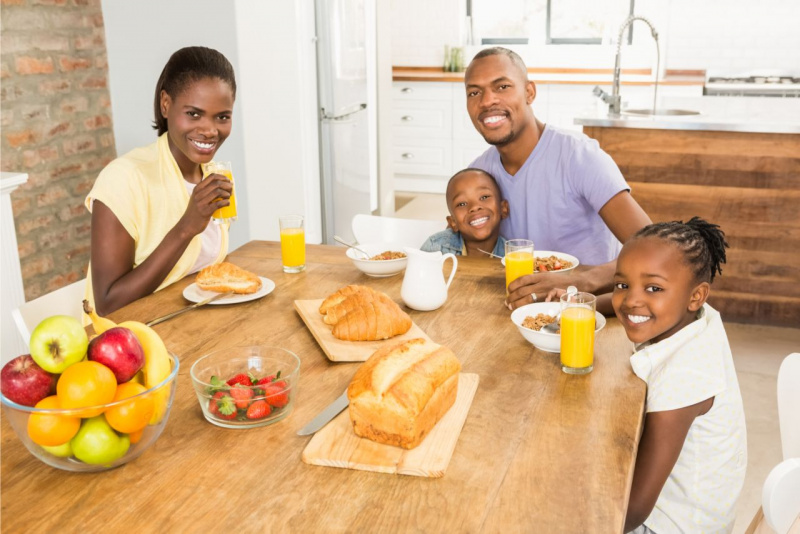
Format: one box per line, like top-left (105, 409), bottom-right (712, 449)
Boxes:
top-left (1, 0), bottom-right (116, 301)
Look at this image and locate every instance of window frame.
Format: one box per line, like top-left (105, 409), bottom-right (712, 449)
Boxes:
top-left (544, 0), bottom-right (635, 45)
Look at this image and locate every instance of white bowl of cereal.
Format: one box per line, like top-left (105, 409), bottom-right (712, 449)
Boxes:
top-left (510, 302), bottom-right (606, 353)
top-left (345, 243), bottom-right (408, 277)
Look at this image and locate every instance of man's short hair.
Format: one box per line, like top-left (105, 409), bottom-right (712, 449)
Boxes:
top-left (468, 47), bottom-right (528, 80)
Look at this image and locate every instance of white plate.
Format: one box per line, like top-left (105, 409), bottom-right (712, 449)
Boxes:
top-left (183, 276), bottom-right (275, 305)
top-left (500, 250), bottom-right (580, 273)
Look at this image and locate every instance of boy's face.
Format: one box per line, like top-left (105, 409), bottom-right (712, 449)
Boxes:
top-left (446, 171), bottom-right (509, 244)
top-left (612, 237), bottom-right (708, 345)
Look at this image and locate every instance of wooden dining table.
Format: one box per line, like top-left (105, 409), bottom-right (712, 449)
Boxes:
top-left (1, 242), bottom-right (645, 533)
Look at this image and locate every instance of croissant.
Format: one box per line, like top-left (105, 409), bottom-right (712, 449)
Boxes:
top-left (196, 262), bottom-right (261, 294)
top-left (323, 292), bottom-right (394, 325)
top-left (332, 299), bottom-right (412, 341)
top-left (319, 285), bottom-right (376, 315)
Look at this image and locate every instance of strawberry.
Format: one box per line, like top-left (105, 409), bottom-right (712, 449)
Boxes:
top-left (264, 383), bottom-right (290, 408)
top-left (255, 375), bottom-right (275, 387)
top-left (208, 392), bottom-right (237, 420)
top-left (226, 373), bottom-right (252, 387)
top-left (246, 400), bottom-right (271, 420)
top-left (228, 385), bottom-right (254, 410)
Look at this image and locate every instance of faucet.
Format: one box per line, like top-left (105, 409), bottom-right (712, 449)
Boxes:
top-left (595, 15), bottom-right (660, 115)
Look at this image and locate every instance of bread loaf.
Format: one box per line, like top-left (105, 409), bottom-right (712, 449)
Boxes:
top-left (196, 262), bottom-right (261, 294)
top-left (331, 299), bottom-right (412, 341)
top-left (347, 338), bottom-right (461, 449)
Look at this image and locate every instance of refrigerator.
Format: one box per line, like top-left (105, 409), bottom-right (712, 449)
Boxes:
top-left (315, 0), bottom-right (378, 244)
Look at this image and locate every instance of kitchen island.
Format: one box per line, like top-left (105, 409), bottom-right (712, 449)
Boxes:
top-left (0, 243), bottom-right (645, 532)
top-left (576, 96), bottom-right (800, 327)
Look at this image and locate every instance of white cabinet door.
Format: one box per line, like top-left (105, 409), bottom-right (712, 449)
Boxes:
top-left (391, 99), bottom-right (452, 139)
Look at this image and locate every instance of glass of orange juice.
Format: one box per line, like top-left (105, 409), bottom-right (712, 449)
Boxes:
top-left (560, 291), bottom-right (597, 375)
top-left (204, 161), bottom-right (236, 224)
top-left (505, 239), bottom-right (534, 294)
top-left (279, 215), bottom-right (305, 273)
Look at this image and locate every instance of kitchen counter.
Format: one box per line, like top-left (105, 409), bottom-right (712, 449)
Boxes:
top-left (393, 66), bottom-right (705, 86)
top-left (0, 243), bottom-right (645, 532)
top-left (575, 96), bottom-right (800, 134)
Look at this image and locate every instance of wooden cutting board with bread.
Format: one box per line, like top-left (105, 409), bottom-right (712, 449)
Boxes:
top-left (302, 337), bottom-right (479, 477)
top-left (295, 285), bottom-right (432, 362)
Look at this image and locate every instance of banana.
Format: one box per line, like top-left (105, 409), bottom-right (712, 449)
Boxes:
top-left (118, 321), bottom-right (172, 424)
top-left (82, 300), bottom-right (117, 335)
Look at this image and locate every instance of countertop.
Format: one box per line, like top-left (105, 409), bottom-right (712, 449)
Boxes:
top-left (392, 66), bottom-right (705, 86)
top-left (574, 96), bottom-right (800, 134)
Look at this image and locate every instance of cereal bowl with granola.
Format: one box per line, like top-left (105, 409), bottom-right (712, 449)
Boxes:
top-left (510, 302), bottom-right (606, 353)
top-left (345, 243), bottom-right (408, 277)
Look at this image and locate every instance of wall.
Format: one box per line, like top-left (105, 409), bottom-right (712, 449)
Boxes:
top-left (390, 0), bottom-right (800, 73)
top-left (0, 0), bottom-right (115, 302)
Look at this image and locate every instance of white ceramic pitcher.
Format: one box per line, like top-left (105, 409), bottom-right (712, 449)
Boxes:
top-left (400, 248), bottom-right (458, 311)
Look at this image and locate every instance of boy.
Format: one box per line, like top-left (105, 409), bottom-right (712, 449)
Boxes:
top-left (421, 168), bottom-right (509, 257)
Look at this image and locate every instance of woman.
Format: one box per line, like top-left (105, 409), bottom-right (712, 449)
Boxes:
top-left (86, 46), bottom-right (237, 316)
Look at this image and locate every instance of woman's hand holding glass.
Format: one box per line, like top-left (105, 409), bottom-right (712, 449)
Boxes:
top-left (181, 174), bottom-right (233, 235)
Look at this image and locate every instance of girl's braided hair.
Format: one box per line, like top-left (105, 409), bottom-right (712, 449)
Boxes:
top-left (633, 217), bottom-right (729, 283)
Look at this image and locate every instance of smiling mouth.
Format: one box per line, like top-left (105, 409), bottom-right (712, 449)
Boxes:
top-left (482, 115), bottom-right (506, 126)
top-left (627, 314), bottom-right (651, 324)
top-left (469, 216), bottom-right (489, 227)
top-left (191, 139), bottom-right (216, 150)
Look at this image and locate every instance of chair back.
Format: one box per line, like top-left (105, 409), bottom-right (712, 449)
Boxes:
top-left (351, 214), bottom-right (445, 249)
top-left (11, 280), bottom-right (86, 349)
top-left (778, 353), bottom-right (800, 460)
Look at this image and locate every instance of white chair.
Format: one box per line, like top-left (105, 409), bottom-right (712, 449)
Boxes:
top-left (351, 214), bottom-right (445, 249)
top-left (747, 353), bottom-right (800, 534)
top-left (11, 280), bottom-right (86, 349)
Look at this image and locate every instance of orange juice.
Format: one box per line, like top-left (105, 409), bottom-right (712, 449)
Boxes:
top-left (211, 169), bottom-right (236, 221)
top-left (560, 306), bottom-right (595, 371)
top-left (505, 251), bottom-right (534, 289)
top-left (280, 227), bottom-right (305, 269)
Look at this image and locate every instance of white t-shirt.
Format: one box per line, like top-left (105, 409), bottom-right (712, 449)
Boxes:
top-left (184, 181), bottom-right (223, 274)
top-left (630, 304), bottom-right (747, 534)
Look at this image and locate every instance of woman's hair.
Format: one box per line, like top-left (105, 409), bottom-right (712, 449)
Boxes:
top-left (152, 46), bottom-right (237, 135)
top-left (634, 217), bottom-right (729, 283)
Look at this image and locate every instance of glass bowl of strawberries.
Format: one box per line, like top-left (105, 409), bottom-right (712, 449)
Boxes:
top-left (189, 346), bottom-right (300, 429)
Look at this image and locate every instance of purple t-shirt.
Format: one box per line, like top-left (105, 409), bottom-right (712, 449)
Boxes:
top-left (470, 126), bottom-right (630, 265)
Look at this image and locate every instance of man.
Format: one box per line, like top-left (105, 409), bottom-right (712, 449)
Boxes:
top-left (465, 47), bottom-right (651, 309)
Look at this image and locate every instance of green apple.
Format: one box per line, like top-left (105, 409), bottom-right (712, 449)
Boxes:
top-left (29, 315), bottom-right (89, 373)
top-left (41, 442), bottom-right (72, 458)
top-left (70, 416), bottom-right (130, 465)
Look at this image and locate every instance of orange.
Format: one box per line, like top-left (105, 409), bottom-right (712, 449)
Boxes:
top-left (56, 361), bottom-right (117, 417)
top-left (27, 395), bottom-right (81, 446)
top-left (104, 382), bottom-right (154, 434)
top-left (128, 428), bottom-right (145, 444)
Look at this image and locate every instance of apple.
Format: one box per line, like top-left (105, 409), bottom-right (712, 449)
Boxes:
top-left (29, 315), bottom-right (89, 374)
top-left (41, 442), bottom-right (72, 458)
top-left (87, 327), bottom-right (145, 383)
top-left (0, 355), bottom-right (57, 406)
top-left (70, 416), bottom-right (130, 465)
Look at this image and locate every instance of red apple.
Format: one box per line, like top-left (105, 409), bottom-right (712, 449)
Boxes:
top-left (87, 327), bottom-right (145, 383)
top-left (1, 355), bottom-right (57, 407)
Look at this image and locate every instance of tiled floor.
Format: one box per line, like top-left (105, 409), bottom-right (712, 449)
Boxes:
top-left (394, 192), bottom-right (799, 532)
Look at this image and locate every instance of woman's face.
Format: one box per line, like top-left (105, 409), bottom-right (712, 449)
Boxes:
top-left (161, 77), bottom-right (234, 175)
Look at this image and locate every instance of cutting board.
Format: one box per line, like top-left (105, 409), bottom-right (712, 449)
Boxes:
top-left (294, 299), bottom-right (432, 362)
top-left (301, 373), bottom-right (479, 478)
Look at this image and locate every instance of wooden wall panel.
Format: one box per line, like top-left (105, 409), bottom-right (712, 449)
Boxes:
top-left (583, 126), bottom-right (800, 327)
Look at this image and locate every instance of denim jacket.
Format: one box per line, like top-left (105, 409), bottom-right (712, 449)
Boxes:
top-left (420, 228), bottom-right (507, 257)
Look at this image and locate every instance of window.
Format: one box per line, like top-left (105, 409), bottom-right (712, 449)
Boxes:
top-left (469, 0), bottom-right (635, 46)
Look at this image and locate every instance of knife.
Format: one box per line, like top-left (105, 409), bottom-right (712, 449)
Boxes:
top-left (297, 390), bottom-right (349, 436)
top-left (145, 291), bottom-right (234, 327)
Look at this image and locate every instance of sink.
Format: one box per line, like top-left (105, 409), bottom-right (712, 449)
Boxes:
top-left (621, 108), bottom-right (700, 116)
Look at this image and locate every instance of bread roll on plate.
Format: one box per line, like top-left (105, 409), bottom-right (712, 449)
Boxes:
top-left (347, 338), bottom-right (461, 449)
top-left (196, 262), bottom-right (262, 294)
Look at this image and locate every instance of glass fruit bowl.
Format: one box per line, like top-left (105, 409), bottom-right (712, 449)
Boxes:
top-left (0, 353), bottom-right (179, 472)
top-left (190, 345), bottom-right (300, 429)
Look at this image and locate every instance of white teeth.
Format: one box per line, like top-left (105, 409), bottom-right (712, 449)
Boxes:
top-left (484, 115), bottom-right (504, 124)
top-left (628, 315), bottom-right (650, 324)
top-left (470, 217), bottom-right (488, 226)
top-left (192, 140), bottom-right (214, 149)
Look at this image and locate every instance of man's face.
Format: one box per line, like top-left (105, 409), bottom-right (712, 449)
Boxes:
top-left (464, 54), bottom-right (535, 147)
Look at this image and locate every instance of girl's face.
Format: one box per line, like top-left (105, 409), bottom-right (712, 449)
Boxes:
top-left (612, 236), bottom-right (709, 345)
top-left (161, 77), bottom-right (234, 176)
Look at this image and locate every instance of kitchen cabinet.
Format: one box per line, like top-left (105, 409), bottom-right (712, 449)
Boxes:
top-left (391, 79), bottom-right (702, 193)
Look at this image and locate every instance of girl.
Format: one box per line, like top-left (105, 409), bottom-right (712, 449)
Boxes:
top-left (86, 46), bottom-right (237, 315)
top-left (614, 218), bottom-right (747, 533)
